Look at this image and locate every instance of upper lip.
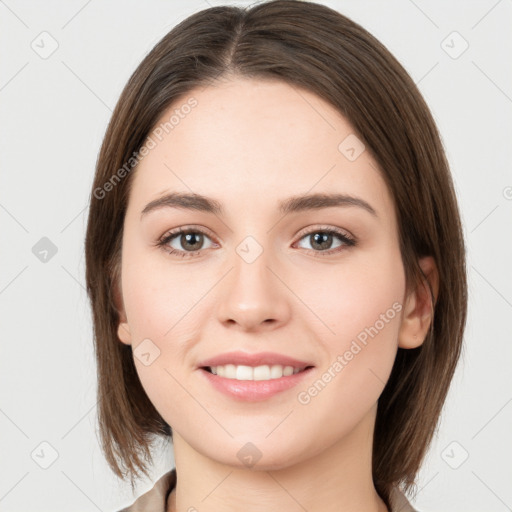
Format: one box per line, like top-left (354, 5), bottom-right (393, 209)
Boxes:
top-left (197, 351), bottom-right (314, 369)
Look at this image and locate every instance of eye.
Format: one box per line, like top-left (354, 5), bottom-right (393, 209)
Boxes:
top-left (157, 227), bottom-right (217, 258)
top-left (157, 225), bottom-right (356, 259)
top-left (294, 226), bottom-right (356, 256)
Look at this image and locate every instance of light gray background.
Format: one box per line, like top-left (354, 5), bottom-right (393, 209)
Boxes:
top-left (1, 0), bottom-right (511, 510)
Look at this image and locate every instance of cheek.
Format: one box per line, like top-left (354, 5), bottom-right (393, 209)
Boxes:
top-left (120, 255), bottom-right (198, 422)
top-left (120, 244), bottom-right (213, 410)
top-left (121, 242), bottom-right (205, 339)
top-left (286, 270), bottom-right (403, 452)
top-left (293, 250), bottom-right (404, 342)
top-left (293, 251), bottom-right (404, 395)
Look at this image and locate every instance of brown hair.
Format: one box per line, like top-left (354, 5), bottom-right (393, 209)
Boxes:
top-left (84, 0), bottom-right (467, 504)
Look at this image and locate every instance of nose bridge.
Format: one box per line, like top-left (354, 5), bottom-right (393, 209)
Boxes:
top-left (216, 233), bottom-right (290, 330)
top-left (234, 234), bottom-right (271, 290)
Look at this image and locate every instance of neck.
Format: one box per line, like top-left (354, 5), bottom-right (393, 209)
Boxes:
top-left (167, 403), bottom-right (388, 512)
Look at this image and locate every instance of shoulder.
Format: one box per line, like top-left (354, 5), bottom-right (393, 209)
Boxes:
top-left (389, 486), bottom-right (419, 512)
top-left (117, 468), bottom-right (176, 512)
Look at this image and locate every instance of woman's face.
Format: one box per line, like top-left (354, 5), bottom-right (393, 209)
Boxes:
top-left (117, 77), bottom-right (408, 469)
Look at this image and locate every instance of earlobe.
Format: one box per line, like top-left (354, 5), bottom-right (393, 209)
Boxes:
top-left (117, 321), bottom-right (132, 345)
top-left (112, 277), bottom-right (132, 345)
top-left (398, 256), bottom-right (439, 349)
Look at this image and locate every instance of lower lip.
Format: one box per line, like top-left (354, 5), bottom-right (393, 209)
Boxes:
top-left (199, 367), bottom-right (314, 401)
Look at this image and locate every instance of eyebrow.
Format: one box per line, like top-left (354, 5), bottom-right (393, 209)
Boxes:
top-left (140, 191), bottom-right (378, 219)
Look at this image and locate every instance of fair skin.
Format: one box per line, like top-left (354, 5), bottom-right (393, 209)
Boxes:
top-left (116, 77), bottom-right (438, 512)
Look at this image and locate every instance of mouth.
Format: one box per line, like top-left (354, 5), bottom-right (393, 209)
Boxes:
top-left (201, 364), bottom-right (314, 381)
top-left (196, 351), bottom-right (315, 400)
top-left (199, 363), bottom-right (315, 401)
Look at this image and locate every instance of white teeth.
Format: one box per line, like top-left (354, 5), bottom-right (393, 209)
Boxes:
top-left (283, 366), bottom-right (294, 376)
top-left (209, 364), bottom-right (305, 380)
top-left (236, 365), bottom-right (253, 380)
top-left (270, 364), bottom-right (283, 379)
top-left (253, 365), bottom-right (270, 380)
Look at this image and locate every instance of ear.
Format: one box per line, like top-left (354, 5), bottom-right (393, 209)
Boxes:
top-left (398, 256), bottom-right (439, 349)
top-left (112, 278), bottom-right (133, 346)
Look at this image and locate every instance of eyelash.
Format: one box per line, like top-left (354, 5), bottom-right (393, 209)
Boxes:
top-left (156, 225), bottom-right (356, 259)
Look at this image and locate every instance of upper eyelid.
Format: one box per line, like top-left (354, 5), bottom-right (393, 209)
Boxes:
top-left (162, 224), bottom-right (216, 240)
top-left (295, 224), bottom-right (353, 239)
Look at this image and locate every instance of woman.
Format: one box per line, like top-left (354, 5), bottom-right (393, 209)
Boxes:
top-left (85, 1), bottom-right (467, 511)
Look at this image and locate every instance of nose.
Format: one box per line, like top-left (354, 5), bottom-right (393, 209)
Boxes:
top-left (216, 241), bottom-right (291, 332)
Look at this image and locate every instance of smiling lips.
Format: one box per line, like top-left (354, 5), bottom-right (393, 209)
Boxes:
top-left (197, 350), bottom-right (315, 401)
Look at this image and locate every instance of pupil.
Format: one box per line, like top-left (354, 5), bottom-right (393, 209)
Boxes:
top-left (182, 233), bottom-right (202, 250)
top-left (311, 232), bottom-right (332, 250)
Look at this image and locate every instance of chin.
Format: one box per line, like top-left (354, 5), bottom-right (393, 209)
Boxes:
top-left (207, 440), bottom-right (306, 472)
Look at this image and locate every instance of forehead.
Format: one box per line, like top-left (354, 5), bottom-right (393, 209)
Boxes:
top-left (128, 77), bottom-right (395, 223)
